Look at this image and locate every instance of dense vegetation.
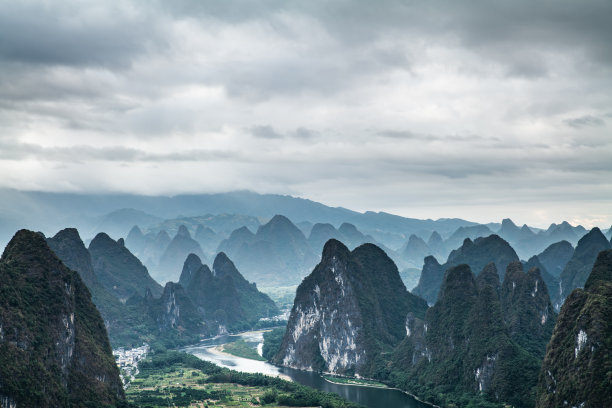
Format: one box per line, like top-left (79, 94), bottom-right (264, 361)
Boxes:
top-left (222, 339), bottom-right (266, 361)
top-left (536, 249), bottom-right (612, 407)
top-left (0, 230), bottom-right (125, 407)
top-left (262, 327), bottom-right (286, 361)
top-left (128, 351), bottom-right (363, 408)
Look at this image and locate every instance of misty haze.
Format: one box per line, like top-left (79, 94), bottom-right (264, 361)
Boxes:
top-left (0, 1), bottom-right (610, 408)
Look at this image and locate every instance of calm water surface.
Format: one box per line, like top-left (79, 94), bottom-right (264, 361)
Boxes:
top-left (181, 331), bottom-right (430, 408)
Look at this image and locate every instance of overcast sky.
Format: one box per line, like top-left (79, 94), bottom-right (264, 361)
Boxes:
top-left (1, 0), bottom-right (611, 228)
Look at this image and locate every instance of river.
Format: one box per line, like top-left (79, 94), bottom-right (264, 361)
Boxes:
top-left (181, 331), bottom-right (431, 408)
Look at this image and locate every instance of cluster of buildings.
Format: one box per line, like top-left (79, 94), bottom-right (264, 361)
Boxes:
top-left (113, 343), bottom-right (150, 386)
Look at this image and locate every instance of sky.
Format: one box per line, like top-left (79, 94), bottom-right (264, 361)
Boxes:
top-left (0, 0), bottom-right (611, 228)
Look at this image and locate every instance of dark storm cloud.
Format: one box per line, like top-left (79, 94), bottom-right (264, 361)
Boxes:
top-left (0, 2), bottom-right (165, 68)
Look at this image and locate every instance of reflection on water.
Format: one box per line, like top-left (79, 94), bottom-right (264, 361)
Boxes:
top-left (181, 331), bottom-right (430, 408)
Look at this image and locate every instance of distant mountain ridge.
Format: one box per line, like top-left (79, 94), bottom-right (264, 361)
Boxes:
top-left (413, 234), bottom-right (519, 304)
top-left (0, 188), bottom-right (481, 249)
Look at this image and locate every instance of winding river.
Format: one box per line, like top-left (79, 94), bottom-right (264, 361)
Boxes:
top-left (181, 331), bottom-right (430, 408)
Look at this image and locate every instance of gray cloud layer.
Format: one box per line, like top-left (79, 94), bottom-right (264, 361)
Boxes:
top-left (0, 0), bottom-right (611, 227)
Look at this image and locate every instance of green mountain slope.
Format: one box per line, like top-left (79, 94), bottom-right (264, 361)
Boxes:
top-left (0, 230), bottom-right (125, 407)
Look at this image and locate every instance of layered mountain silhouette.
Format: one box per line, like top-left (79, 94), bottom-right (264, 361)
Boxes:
top-left (218, 215), bottom-right (318, 285)
top-left (155, 225), bottom-right (206, 283)
top-left (89, 232), bottom-right (163, 301)
top-left (558, 227), bottom-right (611, 308)
top-left (274, 239), bottom-right (427, 375)
top-left (536, 240), bottom-right (574, 278)
top-left (48, 227), bottom-right (278, 348)
top-left (536, 249), bottom-right (612, 408)
top-left (178, 253), bottom-right (279, 331)
top-left (0, 230), bottom-right (125, 407)
top-left (413, 234), bottom-right (519, 304)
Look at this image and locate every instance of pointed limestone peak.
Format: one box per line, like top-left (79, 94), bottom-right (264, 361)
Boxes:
top-left (51, 227), bottom-right (82, 243)
top-left (476, 262), bottom-right (500, 291)
top-left (47, 227), bottom-right (96, 289)
top-left (176, 225), bottom-right (191, 239)
top-left (338, 222), bottom-right (361, 236)
top-left (212, 251), bottom-right (237, 276)
top-left (230, 226), bottom-right (255, 240)
top-left (321, 238), bottom-right (350, 261)
top-left (427, 231), bottom-right (443, 246)
top-left (424, 254), bottom-right (441, 268)
top-left (462, 237), bottom-right (474, 247)
top-left (408, 234), bottom-right (427, 246)
top-left (257, 214), bottom-right (304, 240)
top-left (503, 260), bottom-right (525, 282)
top-left (127, 225), bottom-right (143, 240)
top-left (310, 223), bottom-right (338, 237)
top-left (179, 253), bottom-right (204, 287)
top-left (501, 218), bottom-right (519, 231)
top-left (576, 227), bottom-right (610, 252)
top-left (584, 249), bottom-right (612, 291)
top-left (89, 232), bottom-right (117, 250)
top-left (1, 229), bottom-right (61, 267)
top-left (438, 264), bottom-right (478, 304)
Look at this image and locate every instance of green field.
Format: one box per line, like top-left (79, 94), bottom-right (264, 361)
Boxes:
top-left (221, 339), bottom-right (266, 361)
top-left (323, 375), bottom-right (388, 388)
top-left (125, 351), bottom-right (363, 408)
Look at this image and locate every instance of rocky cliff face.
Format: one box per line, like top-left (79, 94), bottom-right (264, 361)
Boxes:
top-left (273, 239), bottom-right (427, 375)
top-left (559, 227), bottom-right (611, 308)
top-left (147, 282), bottom-right (205, 335)
top-left (536, 249), bottom-right (612, 408)
top-left (0, 230), bottom-right (124, 407)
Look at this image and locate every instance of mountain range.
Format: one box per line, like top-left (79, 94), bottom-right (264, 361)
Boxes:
top-left (46, 227), bottom-right (279, 349)
top-left (275, 236), bottom-right (567, 407)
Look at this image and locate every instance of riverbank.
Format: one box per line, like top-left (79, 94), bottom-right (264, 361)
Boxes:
top-left (217, 339), bottom-right (266, 361)
top-left (323, 375), bottom-right (388, 388)
top-left (183, 332), bottom-right (433, 408)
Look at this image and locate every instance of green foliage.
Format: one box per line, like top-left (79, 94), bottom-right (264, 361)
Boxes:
top-left (262, 327), bottom-right (286, 361)
top-left (132, 352), bottom-right (363, 408)
top-left (389, 264), bottom-right (544, 408)
top-left (536, 252), bottom-right (612, 408)
top-left (222, 339), bottom-right (266, 361)
top-left (0, 230), bottom-right (124, 407)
